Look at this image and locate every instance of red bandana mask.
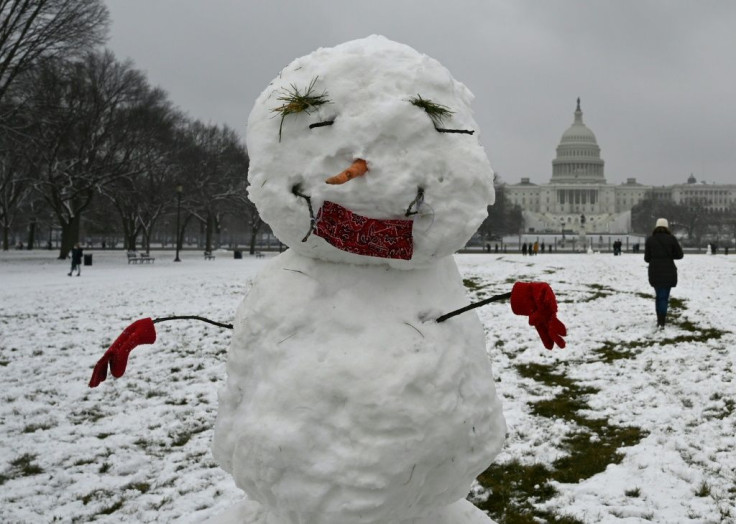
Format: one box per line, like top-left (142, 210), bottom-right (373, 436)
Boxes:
top-left (314, 201), bottom-right (414, 260)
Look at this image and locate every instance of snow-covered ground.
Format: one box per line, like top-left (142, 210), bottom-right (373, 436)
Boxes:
top-left (1, 249), bottom-right (734, 523)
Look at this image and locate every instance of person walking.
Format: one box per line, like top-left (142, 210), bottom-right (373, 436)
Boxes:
top-left (69, 243), bottom-right (83, 277)
top-left (644, 218), bottom-right (683, 329)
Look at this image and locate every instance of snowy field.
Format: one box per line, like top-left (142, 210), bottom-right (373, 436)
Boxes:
top-left (1, 249), bottom-right (734, 523)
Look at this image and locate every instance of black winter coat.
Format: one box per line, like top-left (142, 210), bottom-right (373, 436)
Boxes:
top-left (644, 230), bottom-right (683, 287)
top-left (71, 247), bottom-right (83, 265)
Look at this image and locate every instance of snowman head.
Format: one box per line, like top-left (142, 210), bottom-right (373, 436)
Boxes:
top-left (247, 35), bottom-right (494, 268)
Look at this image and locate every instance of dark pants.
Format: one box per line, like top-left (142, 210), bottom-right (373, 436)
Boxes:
top-left (654, 287), bottom-right (671, 316)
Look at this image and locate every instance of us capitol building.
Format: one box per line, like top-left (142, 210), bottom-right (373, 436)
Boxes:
top-left (504, 99), bottom-right (735, 235)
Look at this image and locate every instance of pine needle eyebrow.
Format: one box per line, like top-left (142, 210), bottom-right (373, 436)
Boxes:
top-left (409, 94), bottom-right (453, 127)
top-left (408, 94), bottom-right (474, 135)
top-left (272, 77), bottom-right (331, 141)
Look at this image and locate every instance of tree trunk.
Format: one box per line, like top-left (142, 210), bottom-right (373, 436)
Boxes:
top-left (205, 212), bottom-right (214, 252)
top-left (27, 219), bottom-right (36, 250)
top-left (2, 224), bottom-right (9, 251)
top-left (142, 221), bottom-right (155, 254)
top-left (176, 215), bottom-right (193, 257)
top-left (123, 220), bottom-right (141, 251)
top-left (248, 218), bottom-right (262, 255)
top-left (214, 215), bottom-right (222, 249)
top-left (58, 214), bottom-right (81, 259)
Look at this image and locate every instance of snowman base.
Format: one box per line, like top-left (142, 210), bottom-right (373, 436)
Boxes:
top-left (205, 497), bottom-right (497, 524)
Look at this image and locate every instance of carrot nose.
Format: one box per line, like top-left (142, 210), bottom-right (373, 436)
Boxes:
top-left (325, 159), bottom-right (368, 185)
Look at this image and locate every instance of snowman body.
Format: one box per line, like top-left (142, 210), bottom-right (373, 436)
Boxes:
top-left (212, 36), bottom-right (505, 523)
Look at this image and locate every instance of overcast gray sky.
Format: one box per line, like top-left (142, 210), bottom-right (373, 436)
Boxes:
top-left (104, 0), bottom-right (735, 187)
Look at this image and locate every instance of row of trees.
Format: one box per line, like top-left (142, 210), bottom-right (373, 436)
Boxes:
top-left (1, 0), bottom-right (259, 258)
top-left (631, 196), bottom-right (736, 246)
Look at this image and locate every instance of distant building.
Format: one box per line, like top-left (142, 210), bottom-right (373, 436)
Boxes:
top-left (656, 174), bottom-right (736, 213)
top-left (505, 99), bottom-right (651, 234)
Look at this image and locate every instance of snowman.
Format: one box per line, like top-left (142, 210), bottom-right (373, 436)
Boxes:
top-left (89, 35), bottom-right (565, 524)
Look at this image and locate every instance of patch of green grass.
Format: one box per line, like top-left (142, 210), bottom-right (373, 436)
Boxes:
top-left (125, 481), bottom-right (151, 493)
top-left (9, 453), bottom-right (43, 477)
top-left (146, 390), bottom-right (166, 399)
top-left (463, 277), bottom-right (485, 291)
top-left (171, 433), bottom-right (191, 447)
top-left (580, 291), bottom-right (610, 302)
top-left (475, 460), bottom-right (562, 523)
top-left (98, 499), bottom-right (124, 515)
top-left (169, 424), bottom-right (209, 447)
top-left (81, 488), bottom-right (114, 505)
top-left (593, 341), bottom-right (645, 363)
top-left (695, 481), bottom-right (711, 497)
top-left (576, 283), bottom-right (615, 303)
top-left (68, 406), bottom-right (105, 424)
top-left (22, 422), bottom-right (53, 433)
top-left (134, 438), bottom-right (151, 449)
top-left (593, 323), bottom-right (728, 363)
top-left (669, 297), bottom-right (686, 309)
top-left (552, 421), bottom-right (643, 483)
top-left (475, 363), bottom-right (646, 523)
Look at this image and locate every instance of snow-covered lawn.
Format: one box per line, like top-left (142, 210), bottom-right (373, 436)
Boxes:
top-left (1, 250), bottom-right (734, 523)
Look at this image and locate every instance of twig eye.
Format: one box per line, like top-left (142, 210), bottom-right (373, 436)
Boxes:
top-left (405, 187), bottom-right (425, 216)
top-left (272, 77), bottom-right (331, 141)
top-left (309, 120), bottom-right (334, 129)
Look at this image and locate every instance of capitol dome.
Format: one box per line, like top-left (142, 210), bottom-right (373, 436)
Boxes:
top-left (550, 98), bottom-right (605, 184)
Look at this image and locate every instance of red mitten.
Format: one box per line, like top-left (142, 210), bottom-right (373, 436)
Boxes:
top-left (89, 318), bottom-right (157, 387)
top-left (510, 282), bottom-right (567, 349)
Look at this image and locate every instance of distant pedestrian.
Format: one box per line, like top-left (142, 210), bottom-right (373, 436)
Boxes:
top-left (69, 243), bottom-right (83, 277)
top-left (533, 241), bottom-right (539, 255)
top-left (644, 218), bottom-right (683, 329)
top-left (541, 241), bottom-right (545, 253)
top-left (522, 242), bottom-right (528, 256)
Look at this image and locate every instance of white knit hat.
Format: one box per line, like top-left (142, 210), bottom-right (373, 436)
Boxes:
top-left (655, 218), bottom-right (668, 229)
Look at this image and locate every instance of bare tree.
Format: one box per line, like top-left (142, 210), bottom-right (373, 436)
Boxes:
top-left (178, 121), bottom-right (249, 253)
top-left (0, 133), bottom-right (31, 249)
top-left (0, 0), bottom-right (109, 115)
top-left (231, 179), bottom-right (262, 255)
top-left (99, 99), bottom-right (182, 253)
top-left (20, 51), bottom-right (156, 258)
top-left (0, 93), bottom-right (33, 249)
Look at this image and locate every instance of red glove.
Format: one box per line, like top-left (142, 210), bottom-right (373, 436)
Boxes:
top-left (510, 282), bottom-right (566, 349)
top-left (89, 318), bottom-right (157, 387)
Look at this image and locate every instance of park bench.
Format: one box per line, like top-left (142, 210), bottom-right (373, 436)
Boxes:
top-left (255, 251), bottom-right (264, 258)
top-left (204, 251), bottom-right (216, 260)
top-left (127, 251), bottom-right (155, 264)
